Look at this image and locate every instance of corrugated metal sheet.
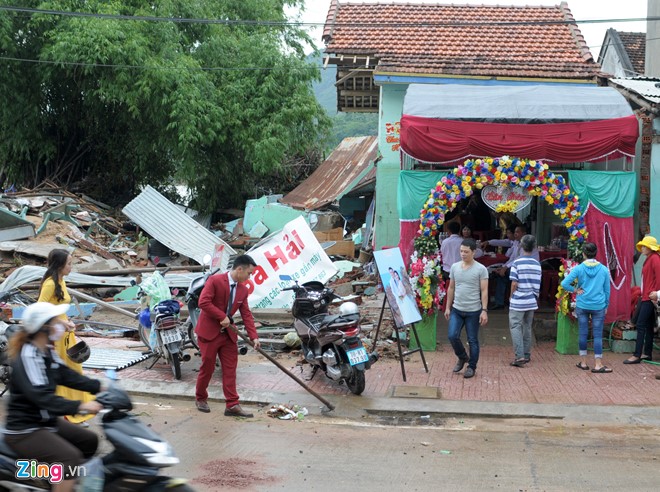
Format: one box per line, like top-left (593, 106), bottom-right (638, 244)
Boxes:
top-left (281, 136), bottom-right (378, 210)
top-left (611, 77), bottom-right (660, 105)
top-left (122, 186), bottom-right (235, 268)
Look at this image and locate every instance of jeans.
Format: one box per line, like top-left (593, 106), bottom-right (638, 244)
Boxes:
top-left (633, 300), bottom-right (655, 359)
top-left (494, 272), bottom-right (509, 306)
top-left (509, 309), bottom-right (534, 360)
top-left (575, 306), bottom-right (606, 358)
top-left (448, 307), bottom-right (481, 369)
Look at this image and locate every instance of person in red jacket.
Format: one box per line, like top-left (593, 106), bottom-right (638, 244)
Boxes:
top-left (624, 236), bottom-right (660, 365)
top-left (194, 255), bottom-right (261, 416)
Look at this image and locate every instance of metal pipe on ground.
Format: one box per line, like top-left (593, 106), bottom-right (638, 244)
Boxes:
top-left (68, 287), bottom-right (137, 319)
top-left (227, 324), bottom-right (336, 412)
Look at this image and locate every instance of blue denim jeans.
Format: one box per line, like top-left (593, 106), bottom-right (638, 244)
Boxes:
top-left (448, 307), bottom-right (481, 369)
top-left (575, 306), bottom-right (606, 358)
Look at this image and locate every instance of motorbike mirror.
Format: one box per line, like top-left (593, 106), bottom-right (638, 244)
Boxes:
top-left (202, 253), bottom-right (212, 266)
top-left (130, 279), bottom-right (136, 287)
top-left (279, 274), bottom-right (293, 281)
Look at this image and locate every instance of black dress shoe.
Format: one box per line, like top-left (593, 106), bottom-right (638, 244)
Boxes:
top-left (623, 357), bottom-right (642, 364)
top-left (196, 400), bottom-right (211, 413)
top-left (224, 404), bottom-right (254, 418)
top-left (453, 358), bottom-right (469, 373)
top-left (464, 367), bottom-right (476, 378)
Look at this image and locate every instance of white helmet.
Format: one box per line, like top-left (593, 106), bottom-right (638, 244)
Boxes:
top-left (338, 302), bottom-right (359, 316)
top-left (21, 303), bottom-right (70, 335)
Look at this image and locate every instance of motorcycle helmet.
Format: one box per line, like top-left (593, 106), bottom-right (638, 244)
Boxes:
top-left (338, 302), bottom-right (359, 316)
top-left (67, 340), bottom-right (91, 364)
top-left (21, 303), bottom-right (70, 335)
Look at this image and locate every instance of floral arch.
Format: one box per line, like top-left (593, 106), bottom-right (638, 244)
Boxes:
top-left (408, 156), bottom-right (587, 316)
top-left (419, 156), bottom-right (587, 242)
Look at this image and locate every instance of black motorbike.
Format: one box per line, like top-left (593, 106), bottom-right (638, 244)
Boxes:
top-left (0, 376), bottom-right (194, 491)
top-left (279, 275), bottom-right (378, 395)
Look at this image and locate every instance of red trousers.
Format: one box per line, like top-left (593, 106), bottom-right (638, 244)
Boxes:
top-left (195, 331), bottom-right (239, 408)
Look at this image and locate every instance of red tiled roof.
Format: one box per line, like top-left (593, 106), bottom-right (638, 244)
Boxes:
top-left (616, 31), bottom-right (646, 76)
top-left (323, 1), bottom-right (599, 80)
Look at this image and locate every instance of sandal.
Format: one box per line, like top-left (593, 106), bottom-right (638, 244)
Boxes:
top-left (510, 359), bottom-right (526, 368)
top-left (576, 362), bottom-right (590, 371)
top-left (591, 366), bottom-right (613, 373)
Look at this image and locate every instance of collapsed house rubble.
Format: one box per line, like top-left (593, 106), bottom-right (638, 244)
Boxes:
top-left (0, 175), bottom-right (409, 376)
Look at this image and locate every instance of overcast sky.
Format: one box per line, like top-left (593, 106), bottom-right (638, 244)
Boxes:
top-left (291, 0), bottom-right (649, 57)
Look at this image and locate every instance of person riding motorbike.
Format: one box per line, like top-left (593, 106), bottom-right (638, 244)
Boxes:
top-left (3, 302), bottom-right (103, 492)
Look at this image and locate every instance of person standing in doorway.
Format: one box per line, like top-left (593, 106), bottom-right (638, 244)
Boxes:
top-left (195, 255), bottom-right (261, 416)
top-left (561, 242), bottom-right (612, 373)
top-left (624, 236), bottom-right (660, 365)
top-left (508, 235), bottom-right (542, 367)
top-left (444, 238), bottom-right (489, 379)
top-left (440, 221), bottom-right (463, 282)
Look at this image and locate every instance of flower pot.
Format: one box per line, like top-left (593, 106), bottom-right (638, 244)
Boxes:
top-left (408, 313), bottom-right (437, 351)
top-left (555, 312), bottom-right (579, 355)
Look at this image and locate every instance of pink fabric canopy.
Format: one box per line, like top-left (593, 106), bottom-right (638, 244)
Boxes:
top-left (400, 115), bottom-right (639, 165)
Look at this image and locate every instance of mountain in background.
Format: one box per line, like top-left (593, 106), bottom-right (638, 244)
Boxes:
top-left (309, 53), bottom-right (378, 151)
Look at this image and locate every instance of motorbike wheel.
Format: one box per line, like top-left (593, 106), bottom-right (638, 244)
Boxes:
top-left (187, 321), bottom-right (199, 351)
top-left (138, 324), bottom-right (151, 350)
top-left (170, 353), bottom-right (182, 380)
top-left (345, 368), bottom-right (366, 395)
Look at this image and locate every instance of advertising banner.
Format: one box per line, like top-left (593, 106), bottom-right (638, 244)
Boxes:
top-left (246, 216), bottom-right (338, 309)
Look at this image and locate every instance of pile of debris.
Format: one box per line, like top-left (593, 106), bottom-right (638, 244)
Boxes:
top-left (0, 181), bottom-right (402, 371)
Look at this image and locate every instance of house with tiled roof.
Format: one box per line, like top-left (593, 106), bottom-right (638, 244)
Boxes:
top-left (322, 1), bottom-right (639, 258)
top-left (598, 29), bottom-right (646, 78)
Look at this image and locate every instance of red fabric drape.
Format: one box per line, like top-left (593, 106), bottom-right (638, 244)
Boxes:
top-left (400, 115), bottom-right (639, 165)
top-left (398, 220), bottom-right (420, 267)
top-left (584, 206), bottom-right (633, 323)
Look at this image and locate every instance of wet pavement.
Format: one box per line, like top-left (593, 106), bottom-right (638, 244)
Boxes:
top-left (82, 309), bottom-right (660, 423)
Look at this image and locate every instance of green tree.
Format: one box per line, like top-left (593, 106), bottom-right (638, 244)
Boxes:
top-left (0, 0), bottom-right (330, 210)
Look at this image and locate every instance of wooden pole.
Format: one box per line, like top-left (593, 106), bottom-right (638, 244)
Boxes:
top-left (67, 288), bottom-right (137, 319)
top-left (227, 324), bottom-right (336, 412)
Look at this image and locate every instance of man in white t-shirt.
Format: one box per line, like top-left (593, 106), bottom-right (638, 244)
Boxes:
top-left (444, 238), bottom-right (489, 379)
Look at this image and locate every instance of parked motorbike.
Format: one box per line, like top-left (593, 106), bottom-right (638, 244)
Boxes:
top-left (135, 269), bottom-right (191, 379)
top-left (181, 257), bottom-right (247, 356)
top-left (279, 275), bottom-right (378, 395)
top-left (0, 374), bottom-right (195, 491)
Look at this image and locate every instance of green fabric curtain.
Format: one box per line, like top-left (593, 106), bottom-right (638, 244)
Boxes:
top-left (567, 171), bottom-right (637, 218)
top-left (397, 171), bottom-right (447, 220)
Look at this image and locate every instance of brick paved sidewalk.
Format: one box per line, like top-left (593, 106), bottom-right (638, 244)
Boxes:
top-left (84, 336), bottom-right (660, 407)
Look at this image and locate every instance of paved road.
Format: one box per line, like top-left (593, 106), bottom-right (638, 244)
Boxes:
top-left (74, 395), bottom-right (660, 491)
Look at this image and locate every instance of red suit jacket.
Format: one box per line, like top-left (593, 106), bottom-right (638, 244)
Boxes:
top-left (195, 272), bottom-right (258, 343)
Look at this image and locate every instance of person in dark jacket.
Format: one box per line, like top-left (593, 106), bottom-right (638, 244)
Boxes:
top-left (3, 302), bottom-right (103, 492)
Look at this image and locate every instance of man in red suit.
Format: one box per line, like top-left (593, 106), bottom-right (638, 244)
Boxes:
top-left (194, 255), bottom-right (261, 416)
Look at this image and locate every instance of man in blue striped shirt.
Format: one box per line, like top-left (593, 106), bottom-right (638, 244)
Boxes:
top-left (508, 234), bottom-right (542, 367)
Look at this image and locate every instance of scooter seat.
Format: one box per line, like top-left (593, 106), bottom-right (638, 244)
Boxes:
top-left (0, 429), bottom-right (18, 459)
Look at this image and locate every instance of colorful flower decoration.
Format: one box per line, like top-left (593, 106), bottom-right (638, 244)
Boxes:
top-left (495, 200), bottom-right (520, 213)
top-left (409, 236), bottom-right (446, 316)
top-left (419, 157), bottom-right (588, 241)
top-left (555, 258), bottom-right (579, 319)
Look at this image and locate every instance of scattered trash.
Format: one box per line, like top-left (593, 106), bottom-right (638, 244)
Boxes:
top-left (420, 442), bottom-right (432, 447)
top-left (420, 415), bottom-right (430, 420)
top-left (267, 404), bottom-right (308, 420)
top-left (439, 450), bottom-right (452, 455)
